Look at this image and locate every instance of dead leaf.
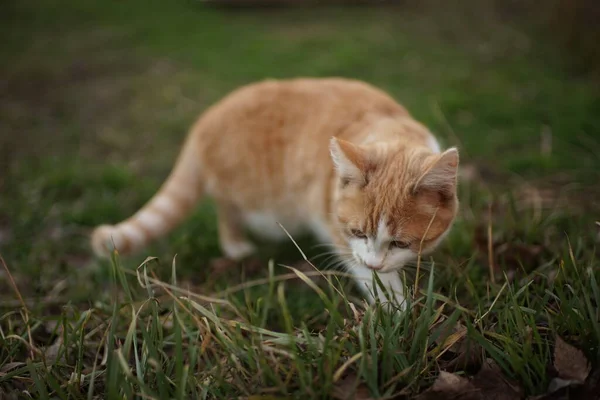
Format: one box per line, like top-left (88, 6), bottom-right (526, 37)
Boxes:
top-left (209, 257), bottom-right (238, 275)
top-left (530, 338), bottom-right (596, 400)
top-left (433, 322), bottom-right (484, 372)
top-left (581, 368), bottom-right (600, 399)
top-left (0, 362), bottom-right (26, 376)
top-left (553, 335), bottom-right (591, 383)
top-left (417, 360), bottom-right (523, 400)
top-left (528, 368), bottom-right (600, 400)
top-left (43, 335), bottom-right (64, 365)
top-left (416, 371), bottom-right (480, 400)
top-left (546, 377), bottom-right (579, 393)
top-left (242, 256), bottom-right (268, 275)
top-left (0, 388), bottom-right (19, 400)
top-left (0, 225), bottom-right (11, 246)
top-left (432, 371), bottom-right (473, 392)
top-left (331, 372), bottom-right (373, 400)
top-left (471, 359), bottom-right (523, 400)
top-left (433, 321), bottom-right (467, 353)
top-left (474, 225), bottom-right (547, 279)
top-left (496, 242), bottom-right (545, 271)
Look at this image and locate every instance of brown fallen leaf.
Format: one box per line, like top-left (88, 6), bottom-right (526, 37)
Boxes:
top-left (331, 372), bottom-right (373, 400)
top-left (496, 242), bottom-right (545, 271)
top-left (417, 360), bottom-right (523, 400)
top-left (432, 321), bottom-right (484, 372)
top-left (208, 256), bottom-right (238, 276)
top-left (474, 225), bottom-right (547, 280)
top-left (0, 362), bottom-right (26, 376)
top-left (545, 377), bottom-right (579, 394)
top-left (553, 335), bottom-right (591, 383)
top-left (0, 225), bottom-right (12, 246)
top-left (43, 335), bottom-right (64, 365)
top-left (432, 320), bottom-right (467, 353)
top-left (529, 336), bottom-right (595, 399)
top-left (431, 371), bottom-right (473, 392)
top-left (528, 368), bottom-right (600, 399)
top-left (416, 371), bottom-right (480, 400)
top-left (471, 359), bottom-right (524, 400)
top-left (0, 388), bottom-right (19, 400)
top-left (241, 256), bottom-right (267, 275)
top-left (581, 368), bottom-right (600, 399)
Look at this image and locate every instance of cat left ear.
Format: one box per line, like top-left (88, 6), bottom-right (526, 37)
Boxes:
top-left (329, 137), bottom-right (369, 186)
top-left (414, 147), bottom-right (459, 195)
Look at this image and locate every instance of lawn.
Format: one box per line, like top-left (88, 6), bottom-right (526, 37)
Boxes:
top-left (1, 0), bottom-right (599, 398)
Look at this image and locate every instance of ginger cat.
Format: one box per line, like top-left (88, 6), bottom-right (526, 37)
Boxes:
top-left (91, 78), bottom-right (459, 308)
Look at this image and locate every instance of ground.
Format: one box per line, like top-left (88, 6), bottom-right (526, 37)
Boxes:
top-left (1, 0), bottom-right (599, 398)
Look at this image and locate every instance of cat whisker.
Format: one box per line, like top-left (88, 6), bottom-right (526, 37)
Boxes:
top-left (310, 243), bottom-right (337, 250)
top-left (315, 255), bottom-right (342, 269)
top-left (311, 250), bottom-right (342, 259)
top-left (323, 254), bottom-right (354, 271)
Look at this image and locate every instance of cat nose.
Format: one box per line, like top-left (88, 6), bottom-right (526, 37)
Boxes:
top-left (366, 263), bottom-right (383, 271)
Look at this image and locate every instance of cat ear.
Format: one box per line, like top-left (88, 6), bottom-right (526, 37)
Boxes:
top-left (329, 137), bottom-right (369, 185)
top-left (415, 147), bottom-right (459, 195)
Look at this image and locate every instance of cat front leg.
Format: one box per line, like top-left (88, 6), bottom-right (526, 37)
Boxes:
top-left (215, 203), bottom-right (256, 261)
top-left (351, 265), bottom-right (407, 311)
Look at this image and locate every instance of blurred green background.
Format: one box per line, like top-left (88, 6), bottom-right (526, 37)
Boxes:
top-left (1, 0), bottom-right (599, 301)
top-left (2, 1), bottom-right (600, 398)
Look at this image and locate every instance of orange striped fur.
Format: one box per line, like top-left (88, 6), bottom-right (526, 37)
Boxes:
top-left (91, 78), bottom-right (460, 308)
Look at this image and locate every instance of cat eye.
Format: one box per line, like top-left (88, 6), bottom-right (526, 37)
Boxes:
top-left (390, 240), bottom-right (410, 249)
top-left (351, 229), bottom-right (367, 239)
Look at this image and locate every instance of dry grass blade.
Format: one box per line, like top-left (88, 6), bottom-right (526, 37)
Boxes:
top-left (333, 353), bottom-right (363, 382)
top-left (487, 203), bottom-right (495, 284)
top-left (211, 270), bottom-right (354, 298)
top-left (415, 207), bottom-right (439, 295)
top-left (0, 254), bottom-right (36, 359)
top-left (277, 222), bottom-right (345, 298)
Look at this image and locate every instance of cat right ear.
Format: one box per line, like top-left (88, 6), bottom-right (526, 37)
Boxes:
top-left (414, 147), bottom-right (459, 196)
top-left (329, 137), bottom-right (369, 186)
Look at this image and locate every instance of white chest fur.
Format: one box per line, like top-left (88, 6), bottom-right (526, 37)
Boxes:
top-left (242, 211), bottom-right (303, 240)
top-left (242, 210), bottom-right (332, 243)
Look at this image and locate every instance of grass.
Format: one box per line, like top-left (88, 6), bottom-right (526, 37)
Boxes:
top-left (1, 0), bottom-right (600, 398)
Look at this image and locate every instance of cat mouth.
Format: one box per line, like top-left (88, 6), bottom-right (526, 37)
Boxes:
top-left (362, 261), bottom-right (404, 274)
top-left (355, 259), bottom-right (395, 273)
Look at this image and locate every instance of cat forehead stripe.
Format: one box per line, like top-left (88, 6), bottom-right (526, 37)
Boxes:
top-left (377, 215), bottom-right (392, 240)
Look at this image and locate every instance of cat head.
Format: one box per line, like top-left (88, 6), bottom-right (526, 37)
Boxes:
top-left (329, 137), bottom-right (459, 273)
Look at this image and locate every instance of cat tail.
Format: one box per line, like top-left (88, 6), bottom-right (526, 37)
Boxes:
top-left (91, 134), bottom-right (204, 258)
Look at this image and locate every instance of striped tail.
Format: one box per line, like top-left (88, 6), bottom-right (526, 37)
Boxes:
top-left (91, 135), bottom-right (203, 258)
